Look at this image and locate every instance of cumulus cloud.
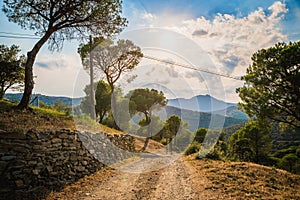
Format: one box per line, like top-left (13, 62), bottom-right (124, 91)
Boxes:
top-left (33, 53), bottom-right (86, 97)
top-left (192, 29), bottom-right (208, 36)
top-left (122, 1), bottom-right (289, 102)
top-left (178, 1), bottom-right (288, 76)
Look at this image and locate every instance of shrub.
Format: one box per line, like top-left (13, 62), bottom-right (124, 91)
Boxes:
top-left (185, 142), bottom-right (201, 156)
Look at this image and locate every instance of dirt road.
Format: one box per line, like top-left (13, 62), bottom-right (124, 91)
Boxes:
top-left (83, 154), bottom-right (200, 200)
top-left (46, 154), bottom-right (300, 200)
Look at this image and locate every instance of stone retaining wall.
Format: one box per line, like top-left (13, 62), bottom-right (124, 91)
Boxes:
top-left (0, 129), bottom-right (136, 199)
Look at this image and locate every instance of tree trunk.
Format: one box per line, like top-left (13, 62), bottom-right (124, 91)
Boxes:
top-left (89, 35), bottom-right (96, 119)
top-left (0, 88), bottom-right (4, 100)
top-left (141, 114), bottom-right (151, 152)
top-left (110, 86), bottom-right (119, 130)
top-left (17, 32), bottom-right (52, 109)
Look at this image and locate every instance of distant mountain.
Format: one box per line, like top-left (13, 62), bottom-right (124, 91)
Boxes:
top-left (158, 106), bottom-right (248, 132)
top-left (211, 106), bottom-right (248, 119)
top-left (167, 94), bottom-right (236, 113)
top-left (4, 93), bottom-right (82, 107)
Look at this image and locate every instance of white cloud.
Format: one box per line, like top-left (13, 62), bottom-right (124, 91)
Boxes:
top-left (124, 1), bottom-right (288, 102)
top-left (33, 53), bottom-right (89, 97)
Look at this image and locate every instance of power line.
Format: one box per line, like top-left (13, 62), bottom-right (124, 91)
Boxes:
top-left (0, 35), bottom-right (41, 39)
top-left (0, 31), bottom-right (88, 40)
top-left (0, 31), bottom-right (37, 37)
top-left (0, 32), bottom-right (243, 81)
top-left (143, 55), bottom-right (242, 81)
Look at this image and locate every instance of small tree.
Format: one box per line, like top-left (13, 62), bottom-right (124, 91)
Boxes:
top-left (228, 121), bottom-right (272, 163)
top-left (194, 128), bottom-right (208, 143)
top-left (95, 80), bottom-right (111, 123)
top-left (0, 44), bottom-right (25, 99)
top-left (3, 0), bottom-right (127, 109)
top-left (237, 41), bottom-right (300, 128)
top-left (128, 88), bottom-right (167, 151)
top-left (79, 83), bottom-right (97, 115)
top-left (78, 38), bottom-right (143, 126)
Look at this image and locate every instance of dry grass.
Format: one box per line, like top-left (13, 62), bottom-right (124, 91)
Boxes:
top-left (0, 99), bottom-right (74, 133)
top-left (188, 158), bottom-right (300, 199)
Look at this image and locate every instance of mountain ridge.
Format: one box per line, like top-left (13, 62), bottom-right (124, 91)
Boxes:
top-left (167, 94), bottom-right (236, 113)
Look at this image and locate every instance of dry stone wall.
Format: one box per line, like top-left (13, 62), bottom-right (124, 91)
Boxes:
top-left (0, 129), bottom-right (136, 199)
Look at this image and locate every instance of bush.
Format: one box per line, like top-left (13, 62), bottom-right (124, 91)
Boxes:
top-left (184, 142), bottom-right (201, 156)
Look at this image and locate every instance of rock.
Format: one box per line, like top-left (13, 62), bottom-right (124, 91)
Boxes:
top-left (75, 166), bottom-right (86, 172)
top-left (1, 156), bottom-right (16, 161)
top-left (28, 161), bottom-right (37, 166)
top-left (15, 180), bottom-right (24, 188)
top-left (46, 166), bottom-right (53, 172)
top-left (32, 145), bottom-right (41, 150)
top-left (82, 161), bottom-right (88, 166)
top-left (32, 169), bottom-right (40, 175)
top-left (59, 134), bottom-right (69, 139)
top-left (51, 138), bottom-right (62, 144)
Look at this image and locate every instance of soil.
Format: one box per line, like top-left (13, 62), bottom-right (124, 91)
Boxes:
top-left (46, 154), bottom-right (300, 200)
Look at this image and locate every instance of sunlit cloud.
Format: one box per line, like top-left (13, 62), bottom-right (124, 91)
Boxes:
top-left (123, 1), bottom-right (289, 102)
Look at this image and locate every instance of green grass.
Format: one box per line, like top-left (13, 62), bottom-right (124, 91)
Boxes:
top-left (33, 106), bottom-right (70, 117)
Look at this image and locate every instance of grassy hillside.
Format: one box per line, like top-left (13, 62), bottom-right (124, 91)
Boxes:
top-left (0, 99), bottom-right (75, 133)
top-left (0, 99), bottom-right (163, 153)
top-left (187, 158), bottom-right (300, 199)
top-left (4, 93), bottom-right (82, 107)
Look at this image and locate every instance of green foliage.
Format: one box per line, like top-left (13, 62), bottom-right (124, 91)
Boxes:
top-left (197, 130), bottom-right (227, 160)
top-left (95, 80), bottom-right (111, 123)
top-left (228, 121), bottom-right (272, 163)
top-left (237, 41), bottom-right (300, 128)
top-left (113, 97), bottom-right (135, 131)
top-left (269, 145), bottom-right (300, 174)
top-left (79, 83), bottom-right (97, 115)
top-left (39, 100), bottom-right (71, 116)
top-left (185, 142), bottom-right (202, 156)
top-left (194, 128), bottom-right (208, 143)
top-left (164, 115), bottom-right (181, 137)
top-left (3, 0), bottom-right (127, 52)
top-left (137, 115), bottom-right (164, 137)
top-left (3, 0), bottom-right (127, 109)
top-left (128, 88), bottom-right (167, 124)
top-left (74, 114), bottom-right (100, 131)
top-left (0, 44), bottom-right (25, 99)
top-left (278, 154), bottom-right (300, 173)
top-left (78, 39), bottom-right (143, 90)
top-left (174, 126), bottom-right (194, 151)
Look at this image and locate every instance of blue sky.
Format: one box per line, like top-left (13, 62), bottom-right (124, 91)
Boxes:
top-left (0, 1), bottom-right (299, 102)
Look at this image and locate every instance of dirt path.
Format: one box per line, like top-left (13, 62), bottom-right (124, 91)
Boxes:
top-left (47, 155), bottom-right (300, 200)
top-left (81, 155), bottom-right (202, 200)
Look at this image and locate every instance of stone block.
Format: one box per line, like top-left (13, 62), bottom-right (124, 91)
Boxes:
top-left (1, 156), bottom-right (16, 161)
top-left (15, 180), bottom-right (24, 188)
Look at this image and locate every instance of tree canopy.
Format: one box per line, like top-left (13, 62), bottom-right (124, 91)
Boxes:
top-left (78, 39), bottom-right (143, 92)
top-left (95, 80), bottom-right (111, 123)
top-left (229, 121), bottom-right (272, 163)
top-left (237, 41), bottom-right (300, 128)
top-left (0, 44), bottom-right (25, 99)
top-left (3, 0), bottom-right (127, 109)
top-left (128, 88), bottom-right (167, 125)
